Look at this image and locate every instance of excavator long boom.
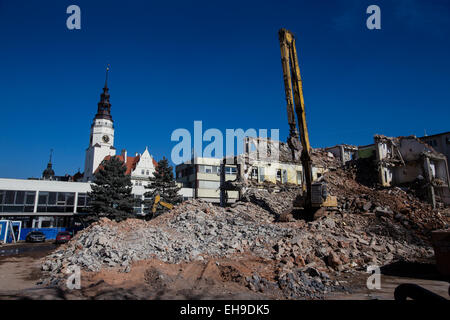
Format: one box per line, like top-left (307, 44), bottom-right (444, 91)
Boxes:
top-left (279, 28), bottom-right (313, 208)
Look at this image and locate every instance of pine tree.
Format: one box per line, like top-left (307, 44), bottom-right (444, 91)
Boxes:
top-left (88, 157), bottom-right (135, 222)
top-left (144, 157), bottom-right (182, 218)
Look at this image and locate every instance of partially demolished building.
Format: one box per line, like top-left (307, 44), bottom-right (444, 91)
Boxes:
top-left (219, 137), bottom-right (327, 206)
top-left (325, 144), bottom-right (358, 165)
top-left (176, 133), bottom-right (450, 208)
top-left (366, 135), bottom-right (450, 207)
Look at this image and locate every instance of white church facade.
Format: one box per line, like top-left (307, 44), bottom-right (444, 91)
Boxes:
top-left (83, 67), bottom-right (157, 193)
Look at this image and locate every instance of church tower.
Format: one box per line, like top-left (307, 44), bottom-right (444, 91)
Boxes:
top-left (83, 66), bottom-right (116, 181)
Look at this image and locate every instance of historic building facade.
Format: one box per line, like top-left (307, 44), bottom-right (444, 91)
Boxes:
top-left (83, 68), bottom-right (157, 188)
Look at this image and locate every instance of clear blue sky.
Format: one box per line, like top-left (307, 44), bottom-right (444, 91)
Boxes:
top-left (0, 0), bottom-right (449, 179)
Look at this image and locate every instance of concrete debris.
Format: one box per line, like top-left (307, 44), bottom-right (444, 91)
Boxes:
top-left (41, 152), bottom-right (449, 299)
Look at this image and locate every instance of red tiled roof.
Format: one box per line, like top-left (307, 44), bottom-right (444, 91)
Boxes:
top-left (95, 155), bottom-right (141, 175)
top-left (95, 152), bottom-right (158, 175)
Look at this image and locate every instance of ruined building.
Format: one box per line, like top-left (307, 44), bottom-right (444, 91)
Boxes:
top-left (419, 131), bottom-right (450, 164)
top-left (359, 135), bottom-right (450, 207)
top-left (218, 137), bottom-right (328, 206)
top-left (325, 144), bottom-right (358, 165)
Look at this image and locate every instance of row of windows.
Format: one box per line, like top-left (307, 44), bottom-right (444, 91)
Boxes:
top-left (0, 190), bottom-right (36, 205)
top-left (198, 165), bottom-right (237, 175)
top-left (0, 205), bottom-right (91, 213)
top-left (177, 165), bottom-right (238, 179)
top-left (249, 167), bottom-right (303, 185)
top-left (0, 190), bottom-right (90, 213)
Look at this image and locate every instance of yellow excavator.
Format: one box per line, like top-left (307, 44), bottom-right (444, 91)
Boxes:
top-left (278, 28), bottom-right (337, 217)
top-left (152, 194), bottom-right (174, 214)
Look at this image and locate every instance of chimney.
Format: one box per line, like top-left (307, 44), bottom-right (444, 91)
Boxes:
top-left (121, 149), bottom-right (127, 164)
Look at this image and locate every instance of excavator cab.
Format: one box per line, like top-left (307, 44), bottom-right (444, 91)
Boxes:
top-left (311, 179), bottom-right (337, 208)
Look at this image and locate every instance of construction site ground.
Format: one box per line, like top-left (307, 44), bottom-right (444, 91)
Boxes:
top-left (0, 242), bottom-right (448, 300)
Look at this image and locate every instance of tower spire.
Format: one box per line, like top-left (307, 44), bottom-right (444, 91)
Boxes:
top-left (42, 149), bottom-right (55, 180)
top-left (94, 65), bottom-right (113, 121)
top-left (104, 64), bottom-right (110, 88)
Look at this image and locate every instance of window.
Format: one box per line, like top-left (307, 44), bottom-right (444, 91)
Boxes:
top-left (5, 191), bottom-right (15, 204)
top-left (77, 193), bottom-right (87, 206)
top-left (57, 192), bottom-right (66, 203)
top-left (283, 170), bottom-right (288, 184)
top-left (259, 167), bottom-right (265, 182)
top-left (141, 169), bottom-right (145, 175)
top-left (48, 192), bottom-right (57, 205)
top-left (66, 193), bottom-right (75, 205)
top-left (225, 166), bottom-right (237, 175)
top-left (199, 165), bottom-right (214, 174)
top-left (25, 192), bottom-right (35, 205)
top-left (146, 170), bottom-right (149, 175)
top-left (251, 167), bottom-right (258, 180)
top-left (297, 171), bottom-right (302, 185)
top-left (15, 191), bottom-right (25, 204)
top-left (198, 180), bottom-right (220, 189)
top-left (277, 169), bottom-right (288, 183)
top-left (38, 192), bottom-right (48, 205)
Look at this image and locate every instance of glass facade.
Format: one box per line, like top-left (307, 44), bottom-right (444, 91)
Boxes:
top-left (0, 190), bottom-right (90, 213)
top-left (37, 191), bottom-right (75, 213)
top-left (0, 190), bottom-right (35, 213)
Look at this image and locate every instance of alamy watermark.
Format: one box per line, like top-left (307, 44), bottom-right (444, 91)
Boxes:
top-left (366, 5), bottom-right (381, 30)
top-left (366, 265), bottom-right (381, 290)
top-left (66, 5), bottom-right (81, 30)
top-left (170, 121), bottom-right (280, 165)
top-left (66, 265), bottom-right (81, 290)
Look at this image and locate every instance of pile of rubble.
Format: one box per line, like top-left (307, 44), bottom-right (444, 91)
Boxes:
top-left (41, 197), bottom-right (443, 299)
top-left (41, 151), bottom-right (448, 299)
top-left (324, 166), bottom-right (448, 238)
top-left (239, 187), bottom-right (299, 218)
top-left (42, 200), bottom-right (291, 277)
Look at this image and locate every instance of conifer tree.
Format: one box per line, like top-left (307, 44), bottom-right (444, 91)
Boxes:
top-left (144, 157), bottom-right (182, 218)
top-left (88, 157), bottom-right (135, 222)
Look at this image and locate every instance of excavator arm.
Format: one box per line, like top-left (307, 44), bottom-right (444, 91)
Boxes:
top-left (152, 194), bottom-right (174, 214)
top-left (278, 28), bottom-right (313, 209)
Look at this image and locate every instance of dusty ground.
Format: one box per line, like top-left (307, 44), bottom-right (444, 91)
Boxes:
top-left (0, 242), bottom-right (57, 299)
top-left (0, 242), bottom-right (448, 300)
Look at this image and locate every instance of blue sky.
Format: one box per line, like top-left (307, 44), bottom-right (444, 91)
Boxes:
top-left (0, 0), bottom-right (449, 178)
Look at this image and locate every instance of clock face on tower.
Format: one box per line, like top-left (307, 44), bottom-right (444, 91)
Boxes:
top-left (102, 135), bottom-right (110, 143)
